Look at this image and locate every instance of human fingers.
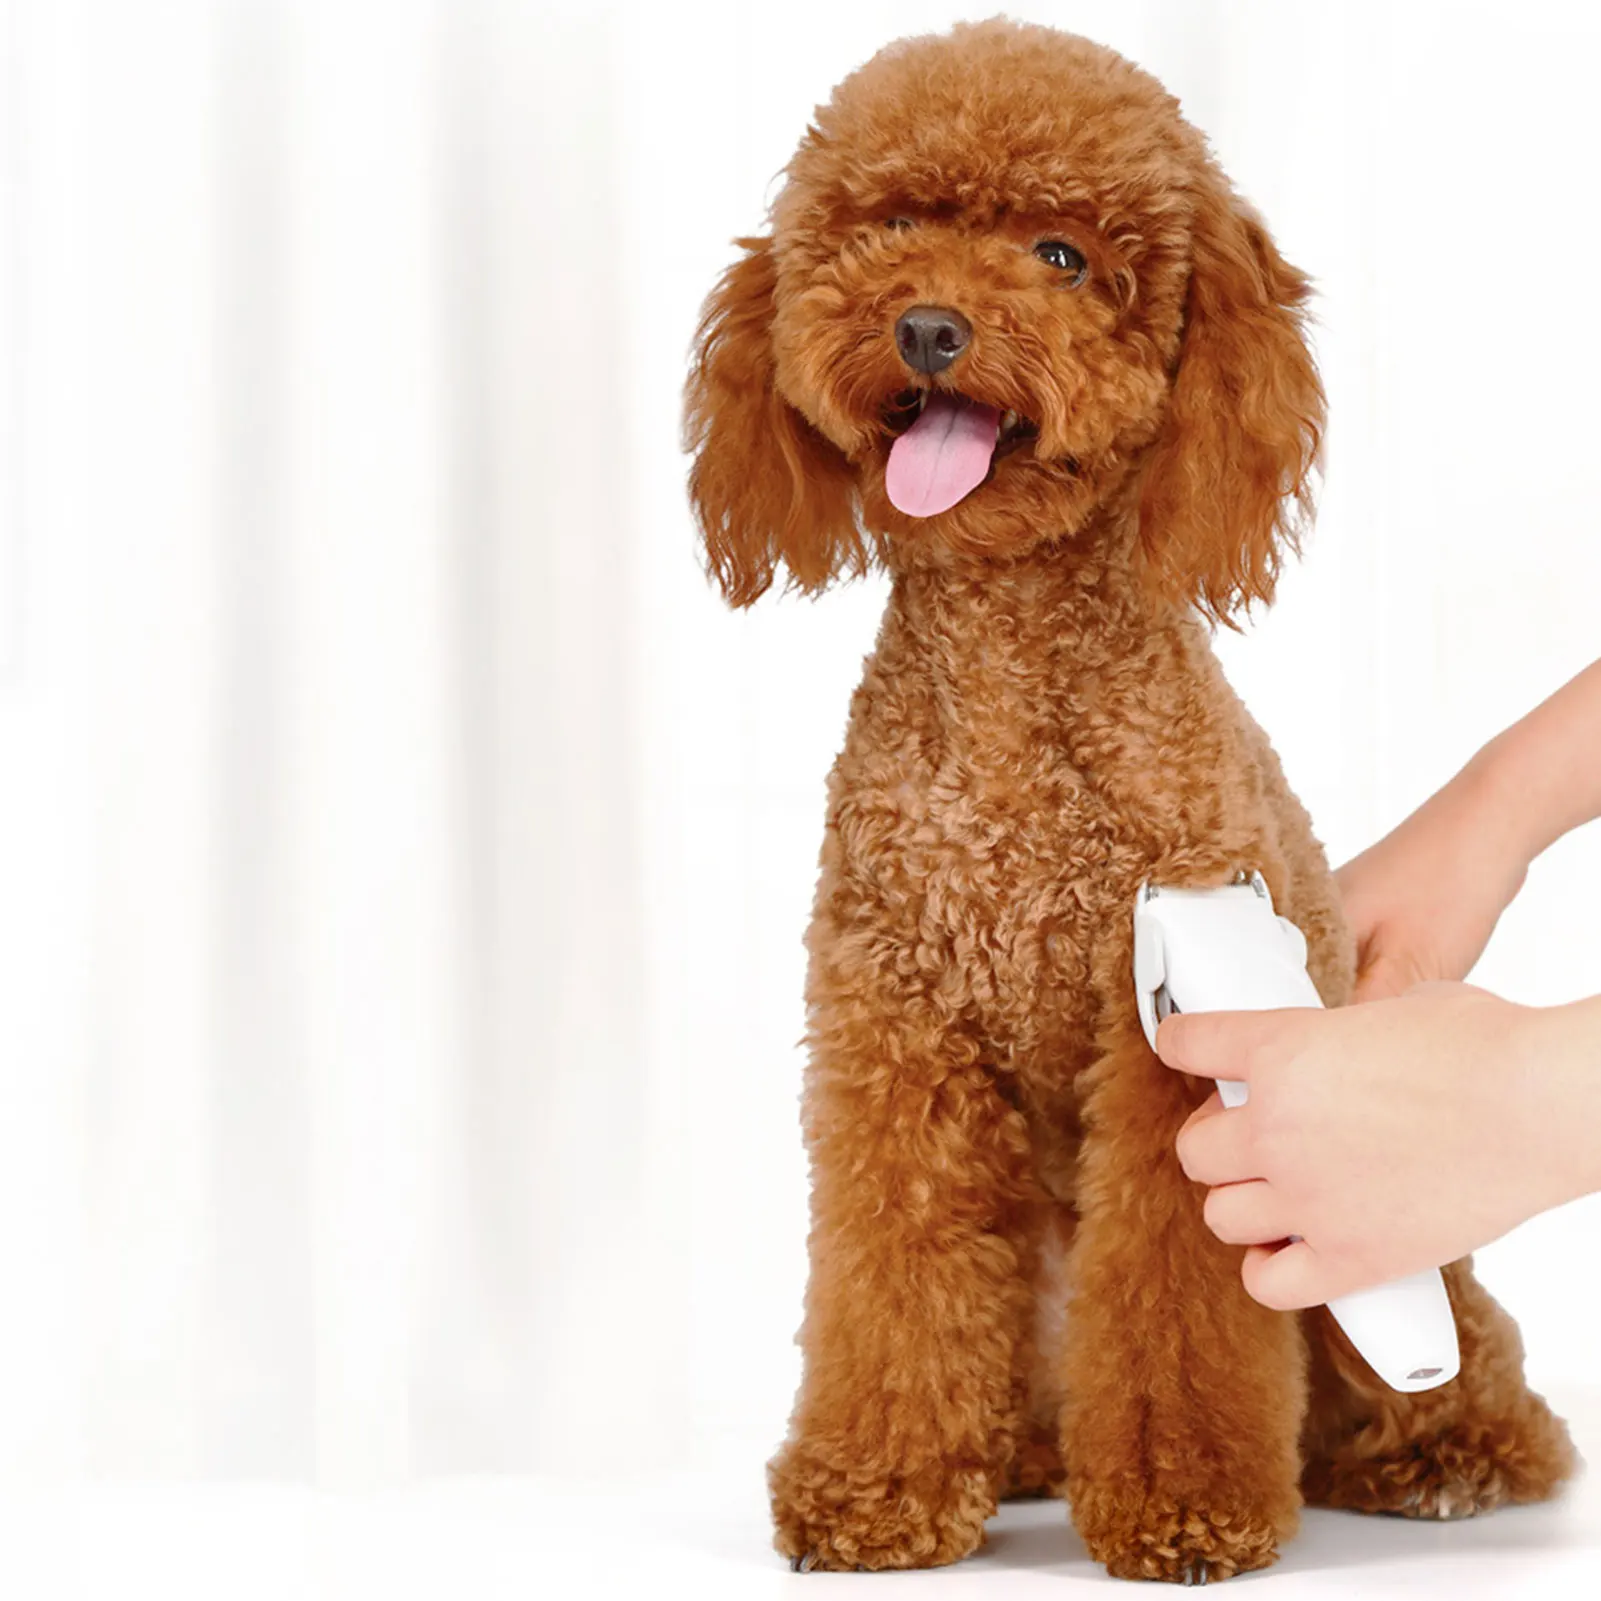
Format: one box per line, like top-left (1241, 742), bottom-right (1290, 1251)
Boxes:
top-left (1174, 1104), bottom-right (1260, 1187)
top-left (1200, 1180), bottom-right (1298, 1248)
top-left (1239, 1240), bottom-right (1330, 1311)
top-left (1155, 1008), bottom-right (1311, 1082)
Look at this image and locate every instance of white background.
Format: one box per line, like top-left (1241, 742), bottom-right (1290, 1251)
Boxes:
top-left (2, 0), bottom-right (1600, 1594)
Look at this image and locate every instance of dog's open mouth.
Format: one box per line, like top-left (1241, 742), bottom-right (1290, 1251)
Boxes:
top-left (881, 389), bottom-right (1038, 517)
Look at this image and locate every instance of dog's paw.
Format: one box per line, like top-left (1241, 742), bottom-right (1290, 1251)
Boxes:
top-left (770, 1443), bottom-right (993, 1572)
top-left (1303, 1412), bottom-right (1580, 1521)
top-left (1070, 1481), bottom-right (1288, 1584)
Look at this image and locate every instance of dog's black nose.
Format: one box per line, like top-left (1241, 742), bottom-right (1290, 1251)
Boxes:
top-left (894, 305), bottom-right (971, 374)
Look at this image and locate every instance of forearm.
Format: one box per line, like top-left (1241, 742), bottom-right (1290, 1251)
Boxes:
top-left (1529, 993), bottom-right (1601, 1213)
top-left (1470, 659), bottom-right (1601, 865)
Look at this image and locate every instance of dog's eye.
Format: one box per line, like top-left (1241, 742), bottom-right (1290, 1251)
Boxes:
top-left (883, 217), bottom-right (915, 231)
top-left (1034, 239), bottom-right (1088, 285)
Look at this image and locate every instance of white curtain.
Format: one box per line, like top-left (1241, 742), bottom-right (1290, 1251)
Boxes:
top-left (1, 0), bottom-right (1599, 1496)
top-left (0, 0), bottom-right (663, 1484)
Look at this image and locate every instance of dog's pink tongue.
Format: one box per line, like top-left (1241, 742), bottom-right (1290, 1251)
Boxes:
top-left (885, 393), bottom-right (1001, 517)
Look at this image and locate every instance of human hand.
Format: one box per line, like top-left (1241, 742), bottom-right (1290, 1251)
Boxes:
top-left (1153, 984), bottom-right (1575, 1310)
top-left (1337, 657), bottom-right (1601, 1001)
top-left (1336, 760), bottom-right (1530, 1001)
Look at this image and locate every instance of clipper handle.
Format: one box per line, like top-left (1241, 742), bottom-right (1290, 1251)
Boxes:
top-left (1212, 1074), bottom-right (1459, 1392)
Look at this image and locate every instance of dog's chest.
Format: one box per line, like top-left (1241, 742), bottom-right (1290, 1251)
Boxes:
top-left (835, 740), bottom-right (1148, 1048)
top-left (828, 609), bottom-right (1267, 1064)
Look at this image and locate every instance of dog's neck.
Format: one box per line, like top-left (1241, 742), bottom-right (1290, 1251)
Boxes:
top-left (889, 513), bottom-right (1188, 675)
top-left (882, 509), bottom-right (1204, 759)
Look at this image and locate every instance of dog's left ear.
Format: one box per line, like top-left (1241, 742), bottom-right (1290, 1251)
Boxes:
top-left (1137, 172), bottom-right (1325, 625)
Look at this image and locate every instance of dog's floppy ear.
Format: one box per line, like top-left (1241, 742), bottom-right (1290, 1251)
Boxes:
top-left (683, 236), bottom-right (863, 607)
top-left (1137, 173), bottom-right (1325, 625)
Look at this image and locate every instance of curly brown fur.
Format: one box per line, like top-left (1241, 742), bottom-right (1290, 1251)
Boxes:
top-left (683, 18), bottom-right (1576, 1583)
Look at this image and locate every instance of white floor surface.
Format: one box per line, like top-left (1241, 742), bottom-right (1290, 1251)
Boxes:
top-left (2, 1384), bottom-right (1597, 1599)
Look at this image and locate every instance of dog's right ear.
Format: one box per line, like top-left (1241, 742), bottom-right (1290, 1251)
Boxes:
top-left (682, 236), bottom-right (862, 607)
top-left (1135, 173), bottom-right (1325, 626)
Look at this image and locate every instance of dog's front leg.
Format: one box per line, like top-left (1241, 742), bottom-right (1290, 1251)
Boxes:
top-left (769, 955), bottom-right (1036, 1572)
top-left (1059, 941), bottom-right (1308, 1584)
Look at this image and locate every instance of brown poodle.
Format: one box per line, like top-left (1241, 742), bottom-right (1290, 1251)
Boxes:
top-left (682, 19), bottom-right (1576, 1583)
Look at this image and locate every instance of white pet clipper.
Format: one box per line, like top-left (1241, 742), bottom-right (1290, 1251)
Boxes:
top-left (1133, 875), bottom-right (1460, 1393)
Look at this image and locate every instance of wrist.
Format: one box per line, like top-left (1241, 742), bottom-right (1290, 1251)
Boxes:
top-left (1470, 675), bottom-right (1601, 866)
top-left (1516, 996), bottom-right (1601, 1214)
top-left (1452, 736), bottom-right (1540, 891)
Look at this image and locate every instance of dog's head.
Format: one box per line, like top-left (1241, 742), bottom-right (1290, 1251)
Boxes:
top-left (684, 20), bottom-right (1323, 623)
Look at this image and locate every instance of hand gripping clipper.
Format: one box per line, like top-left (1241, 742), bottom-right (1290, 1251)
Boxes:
top-left (1133, 874), bottom-right (1460, 1393)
